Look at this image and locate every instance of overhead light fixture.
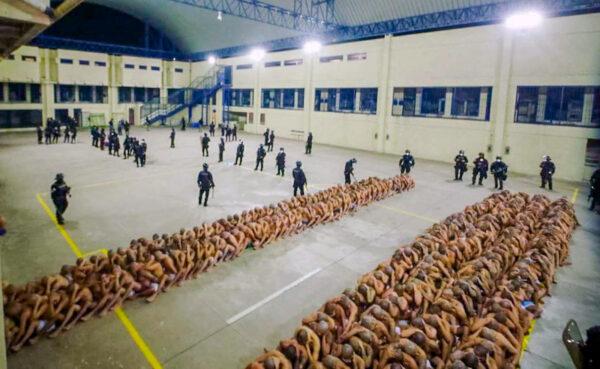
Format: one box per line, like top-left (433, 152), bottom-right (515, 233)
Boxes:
top-left (303, 40), bottom-right (322, 54)
top-left (207, 55), bottom-right (216, 64)
top-left (217, 11), bottom-right (223, 21)
top-left (249, 48), bottom-right (266, 61)
top-left (505, 10), bottom-right (543, 29)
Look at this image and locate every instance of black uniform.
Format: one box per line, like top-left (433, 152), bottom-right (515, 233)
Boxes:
top-left (51, 180), bottom-right (70, 225)
top-left (235, 142), bottom-right (244, 165)
top-left (197, 169), bottom-right (215, 206)
top-left (209, 122), bottom-right (216, 137)
top-left (218, 139), bottom-right (225, 162)
top-left (123, 137), bottom-right (131, 159)
top-left (305, 133), bottom-right (313, 154)
top-left (232, 126), bottom-right (237, 141)
top-left (70, 127), bottom-right (77, 143)
top-left (255, 146), bottom-right (266, 171)
top-left (454, 154), bottom-right (468, 180)
top-left (170, 129), bottom-right (176, 148)
top-left (263, 129), bottom-right (270, 146)
top-left (344, 160), bottom-right (355, 184)
top-left (293, 167), bottom-right (307, 196)
top-left (180, 118), bottom-right (186, 131)
top-left (113, 136), bottom-right (120, 157)
top-left (268, 132), bottom-right (275, 152)
top-left (589, 169), bottom-right (600, 211)
top-left (201, 135), bottom-right (210, 157)
top-left (490, 160), bottom-right (508, 190)
top-left (540, 160), bottom-right (556, 190)
top-left (472, 157), bottom-right (489, 185)
top-left (140, 141), bottom-right (147, 166)
top-left (36, 126), bottom-right (43, 144)
top-left (276, 151), bottom-right (286, 176)
top-left (399, 154), bottom-right (415, 174)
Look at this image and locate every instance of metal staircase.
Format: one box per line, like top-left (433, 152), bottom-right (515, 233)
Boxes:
top-left (141, 65), bottom-right (231, 125)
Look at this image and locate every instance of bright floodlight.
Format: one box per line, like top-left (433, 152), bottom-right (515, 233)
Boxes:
top-left (505, 11), bottom-right (543, 29)
top-left (207, 55), bottom-right (216, 64)
top-left (249, 48), bottom-right (266, 61)
top-left (303, 40), bottom-right (322, 54)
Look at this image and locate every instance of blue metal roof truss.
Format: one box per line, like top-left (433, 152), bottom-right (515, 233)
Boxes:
top-left (30, 0), bottom-right (600, 61)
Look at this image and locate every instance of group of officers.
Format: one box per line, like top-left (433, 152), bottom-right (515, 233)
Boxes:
top-left (37, 118), bottom-right (78, 145)
top-left (91, 126), bottom-right (148, 167)
top-left (196, 128), bottom-right (314, 206)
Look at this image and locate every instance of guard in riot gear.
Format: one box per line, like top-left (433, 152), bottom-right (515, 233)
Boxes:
top-left (50, 173), bottom-right (71, 225)
top-left (344, 158), bottom-right (357, 184)
top-left (197, 163), bottom-right (215, 207)
top-left (540, 155), bottom-right (556, 190)
top-left (255, 144), bottom-right (266, 171)
top-left (454, 150), bottom-right (468, 180)
top-left (490, 156), bottom-right (508, 190)
top-left (472, 152), bottom-right (489, 186)
top-left (292, 161), bottom-right (307, 196)
top-left (399, 150), bottom-right (415, 174)
top-left (276, 148), bottom-right (286, 176)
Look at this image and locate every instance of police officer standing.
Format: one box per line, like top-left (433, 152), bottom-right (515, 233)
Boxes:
top-left (235, 141), bottom-right (244, 165)
top-left (490, 156), bottom-right (508, 190)
top-left (263, 128), bottom-right (270, 146)
top-left (170, 128), bottom-right (176, 148)
top-left (454, 150), bottom-right (468, 181)
top-left (197, 163), bottom-right (215, 207)
top-left (180, 117), bottom-right (186, 131)
top-left (292, 161), bottom-right (307, 196)
top-left (218, 138), bottom-right (225, 162)
top-left (201, 133), bottom-right (210, 157)
top-left (51, 173), bottom-right (71, 225)
top-left (540, 155), bottom-right (556, 190)
top-left (255, 144), bottom-right (266, 171)
top-left (589, 167), bottom-right (600, 211)
top-left (305, 132), bottom-right (313, 154)
top-left (209, 122), bottom-right (216, 137)
top-left (123, 135), bottom-right (131, 159)
top-left (344, 158), bottom-right (357, 184)
top-left (36, 125), bottom-right (43, 144)
top-left (268, 130), bottom-right (275, 152)
top-left (232, 125), bottom-right (237, 141)
top-left (399, 150), bottom-right (415, 174)
top-left (276, 148), bottom-right (286, 176)
top-left (472, 153), bottom-right (488, 186)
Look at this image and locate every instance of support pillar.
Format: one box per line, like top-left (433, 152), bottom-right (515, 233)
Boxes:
top-left (489, 31), bottom-right (514, 158)
top-left (302, 54), bottom-right (315, 140)
top-left (376, 34), bottom-right (392, 153)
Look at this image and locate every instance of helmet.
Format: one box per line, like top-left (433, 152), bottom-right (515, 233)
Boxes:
top-left (296, 161), bottom-right (302, 167)
top-left (203, 163), bottom-right (208, 169)
top-left (546, 156), bottom-right (551, 161)
top-left (352, 158), bottom-right (357, 163)
top-left (280, 147), bottom-right (284, 151)
top-left (496, 156), bottom-right (501, 160)
top-left (459, 150), bottom-right (464, 155)
top-left (405, 150), bottom-right (410, 154)
top-left (55, 173), bottom-right (64, 181)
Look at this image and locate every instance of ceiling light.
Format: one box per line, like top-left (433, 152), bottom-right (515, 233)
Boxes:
top-left (303, 40), bottom-right (322, 54)
top-left (505, 10), bottom-right (543, 29)
top-left (249, 48), bottom-right (266, 61)
top-left (208, 55), bottom-right (216, 64)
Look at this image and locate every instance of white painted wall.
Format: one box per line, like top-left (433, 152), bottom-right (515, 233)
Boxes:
top-left (1, 13), bottom-right (599, 181)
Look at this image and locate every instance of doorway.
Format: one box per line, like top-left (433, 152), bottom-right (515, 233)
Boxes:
top-left (128, 108), bottom-right (135, 125)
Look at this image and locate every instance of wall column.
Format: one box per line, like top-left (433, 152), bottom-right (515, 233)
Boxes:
top-left (444, 88), bottom-right (453, 117)
top-left (478, 88), bottom-right (489, 120)
top-left (536, 87), bottom-right (547, 122)
top-left (376, 34), bottom-right (392, 153)
top-left (489, 31), bottom-right (514, 159)
top-left (582, 87), bottom-right (594, 125)
top-left (302, 53), bottom-right (315, 140)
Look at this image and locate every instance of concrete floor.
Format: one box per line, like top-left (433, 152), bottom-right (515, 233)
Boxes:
top-left (0, 127), bottom-right (597, 369)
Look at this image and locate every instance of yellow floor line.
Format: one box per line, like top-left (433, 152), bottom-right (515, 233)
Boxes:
top-left (82, 248), bottom-right (109, 258)
top-left (571, 188), bottom-right (579, 204)
top-left (35, 193), bottom-right (83, 258)
top-left (35, 193), bottom-right (162, 369)
top-left (375, 204), bottom-right (438, 223)
top-left (520, 319), bottom-right (537, 362)
top-left (115, 308), bottom-right (163, 369)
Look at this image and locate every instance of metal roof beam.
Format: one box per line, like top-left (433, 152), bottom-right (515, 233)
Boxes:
top-left (331, 0), bottom-right (600, 41)
top-left (168, 0), bottom-right (339, 33)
